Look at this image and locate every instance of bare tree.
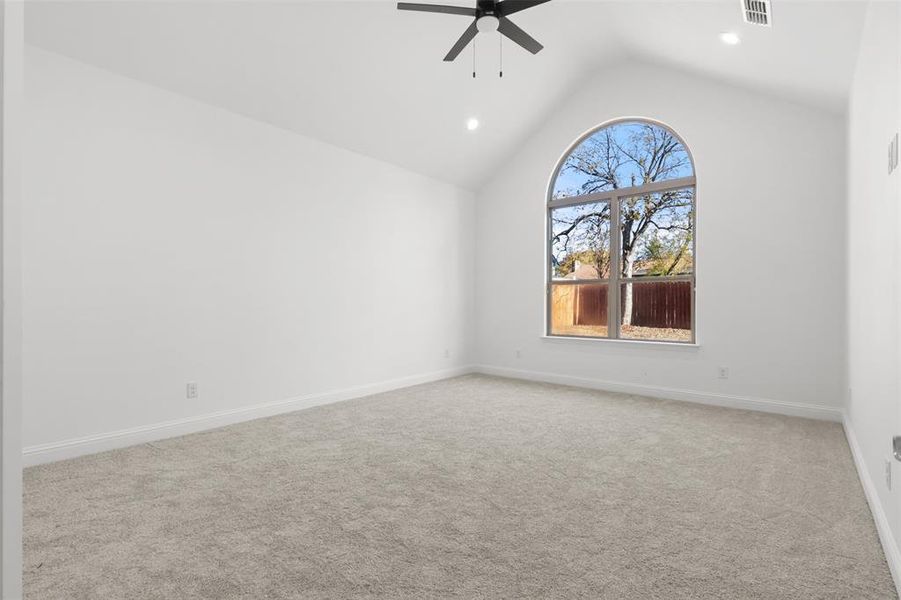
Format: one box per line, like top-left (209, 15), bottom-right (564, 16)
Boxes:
top-left (551, 205), bottom-right (610, 279)
top-left (561, 123), bottom-right (693, 326)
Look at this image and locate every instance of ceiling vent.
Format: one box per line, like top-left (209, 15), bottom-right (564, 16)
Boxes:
top-left (741, 0), bottom-right (772, 27)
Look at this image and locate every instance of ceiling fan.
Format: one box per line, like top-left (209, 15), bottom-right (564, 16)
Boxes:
top-left (397, 0), bottom-right (551, 62)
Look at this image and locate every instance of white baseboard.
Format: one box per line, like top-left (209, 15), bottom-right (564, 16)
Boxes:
top-left (843, 416), bottom-right (901, 594)
top-left (23, 366), bottom-right (476, 467)
top-left (474, 364), bottom-right (843, 422)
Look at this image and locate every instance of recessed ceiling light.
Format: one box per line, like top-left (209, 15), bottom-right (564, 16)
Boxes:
top-left (720, 32), bottom-right (741, 46)
top-left (466, 118), bottom-right (480, 131)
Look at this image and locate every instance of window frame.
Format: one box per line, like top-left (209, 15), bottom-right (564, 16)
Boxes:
top-left (545, 120), bottom-right (697, 344)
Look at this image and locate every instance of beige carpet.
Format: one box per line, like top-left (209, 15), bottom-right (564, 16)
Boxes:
top-left (25, 375), bottom-right (896, 599)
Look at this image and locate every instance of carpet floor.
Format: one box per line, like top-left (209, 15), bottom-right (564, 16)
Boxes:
top-left (25, 375), bottom-right (896, 599)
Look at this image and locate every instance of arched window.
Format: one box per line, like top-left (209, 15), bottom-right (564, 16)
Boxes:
top-left (547, 119), bottom-right (696, 343)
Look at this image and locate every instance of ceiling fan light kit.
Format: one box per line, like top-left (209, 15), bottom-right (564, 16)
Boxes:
top-left (476, 15), bottom-right (500, 33)
top-left (397, 0), bottom-right (550, 68)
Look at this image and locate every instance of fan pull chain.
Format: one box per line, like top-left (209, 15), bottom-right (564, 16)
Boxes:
top-left (499, 34), bottom-right (503, 78)
top-left (472, 37), bottom-right (476, 78)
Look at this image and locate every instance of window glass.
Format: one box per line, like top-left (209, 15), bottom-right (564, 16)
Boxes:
top-left (551, 202), bottom-right (610, 280)
top-left (552, 121), bottom-right (693, 200)
top-left (550, 283), bottom-right (609, 338)
top-left (619, 281), bottom-right (692, 343)
top-left (620, 188), bottom-right (694, 278)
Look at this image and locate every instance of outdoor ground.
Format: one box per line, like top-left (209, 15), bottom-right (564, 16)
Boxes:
top-left (552, 324), bottom-right (692, 342)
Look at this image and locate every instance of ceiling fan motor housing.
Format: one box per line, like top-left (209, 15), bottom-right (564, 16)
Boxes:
top-left (477, 0), bottom-right (497, 16)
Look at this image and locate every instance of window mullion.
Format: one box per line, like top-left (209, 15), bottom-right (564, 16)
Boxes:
top-left (610, 195), bottom-right (621, 339)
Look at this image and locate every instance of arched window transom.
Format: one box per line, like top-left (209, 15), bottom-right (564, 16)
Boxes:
top-left (547, 119), bottom-right (696, 343)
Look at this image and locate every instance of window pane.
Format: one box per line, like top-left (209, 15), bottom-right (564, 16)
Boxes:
top-left (551, 203), bottom-right (610, 280)
top-left (619, 281), bottom-right (692, 342)
top-left (620, 188), bottom-right (694, 277)
top-left (552, 121), bottom-right (693, 200)
top-left (550, 283), bottom-right (609, 338)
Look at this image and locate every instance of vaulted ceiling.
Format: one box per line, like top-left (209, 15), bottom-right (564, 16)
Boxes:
top-left (26, 0), bottom-right (866, 190)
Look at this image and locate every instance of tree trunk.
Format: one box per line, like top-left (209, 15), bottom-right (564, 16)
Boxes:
top-left (622, 257), bottom-right (635, 327)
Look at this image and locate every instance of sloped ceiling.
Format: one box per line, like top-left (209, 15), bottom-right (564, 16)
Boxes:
top-left (26, 0), bottom-right (866, 190)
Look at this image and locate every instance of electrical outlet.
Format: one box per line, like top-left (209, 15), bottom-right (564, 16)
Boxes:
top-left (444, 348), bottom-right (450, 359)
top-left (886, 459), bottom-right (893, 491)
top-left (515, 349), bottom-right (522, 359)
top-left (717, 367), bottom-right (729, 379)
top-left (186, 382), bottom-right (198, 399)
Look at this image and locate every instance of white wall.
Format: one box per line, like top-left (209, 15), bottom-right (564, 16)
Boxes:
top-left (474, 60), bottom-right (847, 416)
top-left (2, 2), bottom-right (25, 597)
top-left (846, 0), bottom-right (901, 586)
top-left (23, 46), bottom-right (475, 454)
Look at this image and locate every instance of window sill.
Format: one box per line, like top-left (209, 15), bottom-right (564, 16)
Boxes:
top-left (541, 335), bottom-right (700, 348)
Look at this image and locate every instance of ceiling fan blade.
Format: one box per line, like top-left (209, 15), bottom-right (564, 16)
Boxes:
top-left (397, 3), bottom-right (478, 17)
top-left (444, 20), bottom-right (479, 61)
top-left (496, 0), bottom-right (552, 17)
top-left (497, 16), bottom-right (543, 54)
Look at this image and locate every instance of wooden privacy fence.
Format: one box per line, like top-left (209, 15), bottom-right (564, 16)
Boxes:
top-left (624, 280), bottom-right (692, 329)
top-left (552, 280), bottom-right (691, 330)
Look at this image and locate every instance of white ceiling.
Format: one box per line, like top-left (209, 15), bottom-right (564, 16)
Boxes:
top-left (26, 0), bottom-right (866, 190)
